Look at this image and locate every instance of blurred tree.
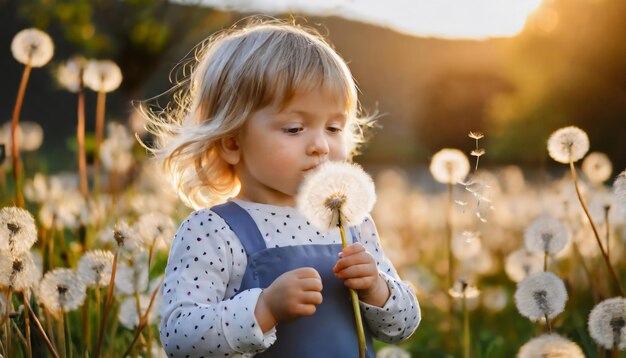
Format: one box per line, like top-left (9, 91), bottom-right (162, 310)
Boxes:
top-left (15, 0), bottom-right (232, 98)
top-left (488, 0), bottom-right (626, 168)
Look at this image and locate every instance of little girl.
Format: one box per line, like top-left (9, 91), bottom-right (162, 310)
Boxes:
top-left (151, 18), bottom-right (420, 357)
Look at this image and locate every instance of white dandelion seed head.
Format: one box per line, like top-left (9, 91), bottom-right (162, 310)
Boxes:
top-left (110, 220), bottom-right (142, 252)
top-left (582, 152), bottom-right (613, 185)
top-left (0, 206), bottom-right (37, 254)
top-left (115, 257), bottom-right (149, 295)
top-left (56, 56), bottom-right (86, 93)
top-left (83, 59), bottom-right (123, 93)
top-left (505, 249), bottom-right (546, 282)
top-left (452, 231), bottom-right (482, 260)
top-left (38, 268), bottom-right (86, 315)
top-left (482, 286), bottom-right (508, 312)
top-left (588, 297), bottom-right (626, 350)
top-left (547, 126), bottom-right (590, 164)
top-left (514, 271), bottom-right (568, 321)
top-left (1, 121), bottom-right (44, 153)
top-left (429, 148), bottom-right (470, 184)
top-left (448, 279), bottom-right (480, 299)
top-left (11, 28), bottom-right (54, 67)
top-left (518, 334), bottom-right (585, 358)
top-left (0, 251), bottom-right (42, 291)
top-left (118, 294), bottom-right (160, 329)
top-left (375, 345), bottom-right (411, 358)
top-left (614, 170), bottom-right (626, 210)
top-left (77, 250), bottom-right (114, 287)
top-left (524, 215), bottom-right (570, 255)
top-left (134, 212), bottom-right (176, 250)
top-left (297, 162), bottom-right (376, 231)
top-left (100, 140), bottom-right (134, 172)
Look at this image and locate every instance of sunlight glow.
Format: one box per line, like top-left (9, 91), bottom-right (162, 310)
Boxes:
top-left (181, 0), bottom-right (545, 39)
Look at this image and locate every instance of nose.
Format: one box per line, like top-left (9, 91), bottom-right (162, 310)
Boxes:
top-left (307, 130), bottom-right (330, 157)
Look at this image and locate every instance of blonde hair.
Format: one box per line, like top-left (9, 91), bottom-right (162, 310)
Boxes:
top-left (143, 18), bottom-right (373, 209)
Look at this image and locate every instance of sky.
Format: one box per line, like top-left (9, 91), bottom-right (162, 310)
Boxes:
top-left (178, 0), bottom-right (545, 39)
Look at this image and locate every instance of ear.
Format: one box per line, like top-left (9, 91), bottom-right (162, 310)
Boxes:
top-left (218, 136), bottom-right (241, 165)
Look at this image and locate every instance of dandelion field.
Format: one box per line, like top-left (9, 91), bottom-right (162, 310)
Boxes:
top-left (2, 25), bottom-right (626, 358)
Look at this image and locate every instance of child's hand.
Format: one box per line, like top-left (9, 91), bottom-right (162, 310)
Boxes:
top-left (256, 267), bottom-right (323, 331)
top-left (332, 243), bottom-right (390, 307)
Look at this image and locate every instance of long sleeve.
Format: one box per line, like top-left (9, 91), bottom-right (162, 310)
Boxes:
top-left (355, 216), bottom-right (421, 343)
top-left (159, 210), bottom-right (277, 357)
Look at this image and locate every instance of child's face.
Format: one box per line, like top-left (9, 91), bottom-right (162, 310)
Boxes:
top-left (234, 89), bottom-right (349, 206)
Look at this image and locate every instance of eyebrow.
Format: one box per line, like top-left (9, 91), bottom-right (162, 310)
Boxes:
top-left (286, 110), bottom-right (347, 121)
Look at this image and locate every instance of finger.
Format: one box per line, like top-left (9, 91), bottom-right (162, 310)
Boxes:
top-left (334, 264), bottom-right (378, 280)
top-left (299, 291), bottom-right (323, 306)
top-left (296, 303), bottom-right (318, 316)
top-left (344, 277), bottom-right (377, 291)
top-left (299, 277), bottom-right (323, 292)
top-left (334, 252), bottom-right (374, 272)
top-left (294, 267), bottom-right (321, 279)
top-left (339, 243), bottom-right (365, 258)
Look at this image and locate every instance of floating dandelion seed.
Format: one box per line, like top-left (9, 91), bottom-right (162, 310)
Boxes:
top-left (429, 148), bottom-right (470, 184)
top-left (77, 250), bottom-right (114, 287)
top-left (470, 148), bottom-right (485, 157)
top-left (468, 131), bottom-right (484, 140)
top-left (515, 271), bottom-right (568, 322)
top-left (297, 161), bottom-right (376, 231)
top-left (376, 346), bottom-right (411, 358)
top-left (518, 334), bottom-right (585, 358)
top-left (547, 126), bottom-right (589, 164)
top-left (39, 268), bottom-right (87, 315)
top-left (0, 206), bottom-right (37, 254)
top-left (614, 170), bottom-right (626, 210)
top-left (0, 251), bottom-right (41, 291)
top-left (588, 297), bottom-right (626, 350)
top-left (84, 59), bottom-right (123, 93)
top-left (524, 215), bottom-right (570, 255)
top-left (11, 28), bottom-right (54, 67)
top-left (582, 152), bottom-right (612, 185)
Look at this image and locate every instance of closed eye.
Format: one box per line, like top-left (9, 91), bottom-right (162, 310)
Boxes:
top-left (282, 127), bottom-right (303, 134)
top-left (327, 126), bottom-right (343, 133)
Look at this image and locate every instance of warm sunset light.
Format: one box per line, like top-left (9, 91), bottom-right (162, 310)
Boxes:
top-left (182, 0), bottom-right (545, 39)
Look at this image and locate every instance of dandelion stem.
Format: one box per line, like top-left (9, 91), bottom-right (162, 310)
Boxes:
top-left (569, 161), bottom-right (624, 296)
top-left (95, 250), bottom-right (118, 358)
top-left (462, 294), bottom-right (470, 358)
top-left (94, 90), bottom-right (106, 195)
top-left (445, 182), bottom-right (455, 346)
top-left (77, 79), bottom-right (88, 199)
top-left (57, 315), bottom-right (65, 358)
top-left (22, 292), bottom-right (32, 358)
top-left (10, 63), bottom-right (32, 208)
top-left (337, 213), bottom-right (366, 358)
top-left (543, 252), bottom-right (548, 272)
top-left (23, 299), bottom-right (59, 358)
top-left (10, 318), bottom-right (27, 351)
top-left (122, 278), bottom-right (163, 358)
top-left (65, 312), bottom-right (73, 358)
top-left (544, 314), bottom-right (552, 334)
top-left (604, 205), bottom-right (611, 263)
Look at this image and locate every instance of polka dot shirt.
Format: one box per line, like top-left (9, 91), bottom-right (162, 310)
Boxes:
top-left (160, 199), bottom-right (420, 357)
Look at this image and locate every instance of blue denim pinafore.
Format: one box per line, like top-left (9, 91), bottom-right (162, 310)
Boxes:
top-left (212, 201), bottom-right (375, 357)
